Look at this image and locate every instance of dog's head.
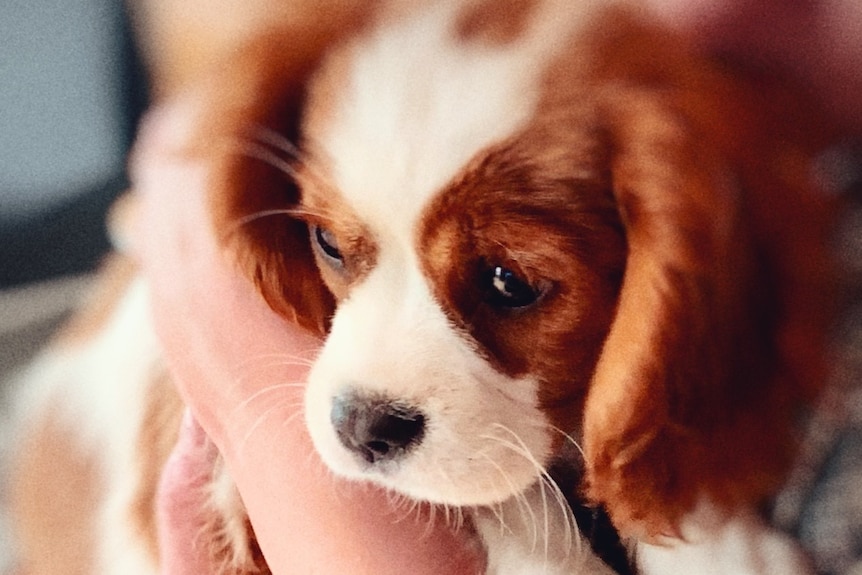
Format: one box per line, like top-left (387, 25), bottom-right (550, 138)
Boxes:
top-left (297, 51), bottom-right (627, 504)
top-left (287, 1), bottom-right (630, 506)
top-left (199, 0), bottom-right (840, 531)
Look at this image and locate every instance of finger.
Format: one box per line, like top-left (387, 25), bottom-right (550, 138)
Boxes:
top-left (156, 409), bottom-right (221, 575)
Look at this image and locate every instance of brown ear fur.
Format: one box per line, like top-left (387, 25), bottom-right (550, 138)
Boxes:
top-left (580, 12), bottom-right (842, 538)
top-left (178, 3), bottom-right (375, 334)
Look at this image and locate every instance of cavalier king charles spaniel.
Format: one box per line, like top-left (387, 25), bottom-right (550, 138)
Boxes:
top-left (8, 1), bottom-right (847, 573)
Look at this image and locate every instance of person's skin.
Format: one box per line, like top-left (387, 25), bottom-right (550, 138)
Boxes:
top-left (139, 2), bottom-right (861, 573)
top-left (133, 101), bottom-right (483, 574)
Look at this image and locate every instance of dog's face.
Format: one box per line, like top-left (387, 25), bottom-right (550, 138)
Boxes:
top-left (206, 0), bottom-right (840, 534)
top-left (295, 4), bottom-right (625, 505)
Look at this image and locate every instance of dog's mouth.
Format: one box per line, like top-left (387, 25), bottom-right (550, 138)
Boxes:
top-left (320, 391), bottom-right (635, 572)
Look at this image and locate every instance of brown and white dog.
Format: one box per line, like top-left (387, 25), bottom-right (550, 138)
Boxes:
top-left (7, 0), bottom-right (846, 573)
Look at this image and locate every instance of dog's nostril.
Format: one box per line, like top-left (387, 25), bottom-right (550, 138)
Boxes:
top-left (331, 393), bottom-right (425, 465)
top-left (365, 409), bottom-right (425, 457)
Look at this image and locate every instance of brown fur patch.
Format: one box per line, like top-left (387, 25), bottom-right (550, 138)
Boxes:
top-left (569, 8), bottom-right (844, 538)
top-left (193, 5), bottom-right (378, 334)
top-left (454, 0), bottom-right (538, 46)
top-left (130, 364), bottom-right (185, 564)
top-left (418, 109), bottom-right (626, 438)
top-left (9, 405), bottom-right (103, 575)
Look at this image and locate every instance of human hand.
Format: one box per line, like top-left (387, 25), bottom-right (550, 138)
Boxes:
top-left (132, 99), bottom-right (483, 575)
top-left (156, 409), bottom-right (224, 575)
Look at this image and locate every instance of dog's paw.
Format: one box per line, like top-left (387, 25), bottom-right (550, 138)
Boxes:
top-left (584, 420), bottom-right (693, 540)
top-left (637, 512), bottom-right (814, 575)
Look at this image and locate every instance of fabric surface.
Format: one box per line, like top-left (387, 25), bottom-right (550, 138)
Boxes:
top-left (773, 144), bottom-right (862, 575)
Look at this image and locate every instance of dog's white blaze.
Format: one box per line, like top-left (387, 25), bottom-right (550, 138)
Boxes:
top-left (315, 1), bottom-right (588, 244)
top-left (304, 1), bottom-right (598, 506)
top-left (306, 247), bottom-right (553, 505)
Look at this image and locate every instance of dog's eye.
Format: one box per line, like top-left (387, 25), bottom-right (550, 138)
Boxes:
top-left (483, 266), bottom-right (540, 309)
top-left (313, 225), bottom-right (343, 263)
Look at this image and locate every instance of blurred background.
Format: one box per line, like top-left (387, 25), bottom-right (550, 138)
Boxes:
top-left (0, 0), bottom-right (147, 380)
top-left (0, 0), bottom-right (147, 568)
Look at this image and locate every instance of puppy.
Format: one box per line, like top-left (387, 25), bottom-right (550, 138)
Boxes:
top-left (7, 0), bottom-right (845, 573)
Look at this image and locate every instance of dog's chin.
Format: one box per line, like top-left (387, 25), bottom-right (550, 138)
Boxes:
top-left (305, 406), bottom-right (546, 507)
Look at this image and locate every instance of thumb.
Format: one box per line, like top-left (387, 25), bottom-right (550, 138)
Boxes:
top-left (156, 409), bottom-right (222, 574)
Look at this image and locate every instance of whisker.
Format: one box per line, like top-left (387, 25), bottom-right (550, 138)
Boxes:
top-left (487, 499), bottom-right (507, 535)
top-left (239, 351), bottom-right (319, 368)
top-left (535, 466), bottom-right (552, 562)
top-left (229, 382), bottom-right (305, 419)
top-left (445, 503), bottom-right (465, 532)
top-left (549, 424), bottom-right (586, 459)
top-left (261, 353), bottom-right (321, 376)
top-left (229, 208), bottom-right (308, 231)
top-left (442, 502), bottom-right (460, 531)
top-left (233, 139), bottom-right (300, 178)
top-left (483, 423), bottom-right (582, 561)
top-left (450, 504), bottom-right (464, 532)
top-left (213, 138), bottom-right (315, 235)
top-left (245, 126), bottom-right (337, 198)
top-left (481, 427), bottom-right (543, 475)
top-left (425, 503), bottom-right (439, 539)
top-left (478, 451), bottom-right (535, 542)
top-left (386, 489), bottom-right (413, 519)
top-left (225, 353), bottom-right (318, 388)
top-left (248, 125), bottom-right (303, 159)
top-left (399, 493), bottom-right (427, 525)
top-left (218, 190), bottom-right (337, 241)
top-left (423, 465), bottom-right (471, 534)
top-left (277, 404), bottom-right (307, 432)
top-left (426, 468), bottom-right (453, 532)
top-left (547, 473), bottom-right (578, 555)
top-left (237, 400), bottom-right (301, 458)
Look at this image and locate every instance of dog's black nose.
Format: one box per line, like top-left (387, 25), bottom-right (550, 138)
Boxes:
top-left (331, 392), bottom-right (425, 464)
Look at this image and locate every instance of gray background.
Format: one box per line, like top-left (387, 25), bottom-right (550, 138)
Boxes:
top-left (0, 1), bottom-right (144, 569)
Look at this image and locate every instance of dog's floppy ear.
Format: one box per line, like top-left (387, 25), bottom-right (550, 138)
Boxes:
top-left (582, 88), bottom-right (774, 537)
top-left (579, 11), bottom-right (841, 539)
top-left (582, 87), bottom-right (838, 543)
top-left (179, 5), bottom-right (373, 335)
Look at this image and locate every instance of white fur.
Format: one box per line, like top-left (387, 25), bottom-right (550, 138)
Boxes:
top-left (302, 3), bottom-right (817, 575)
top-left (10, 279), bottom-right (162, 575)
top-left (637, 503), bottom-right (814, 575)
top-left (302, 2), bottom-right (617, 572)
top-left (304, 0), bottom-right (591, 509)
top-left (312, 0), bottom-right (598, 244)
top-left (305, 254), bottom-right (553, 505)
top-left (474, 482), bottom-right (618, 575)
